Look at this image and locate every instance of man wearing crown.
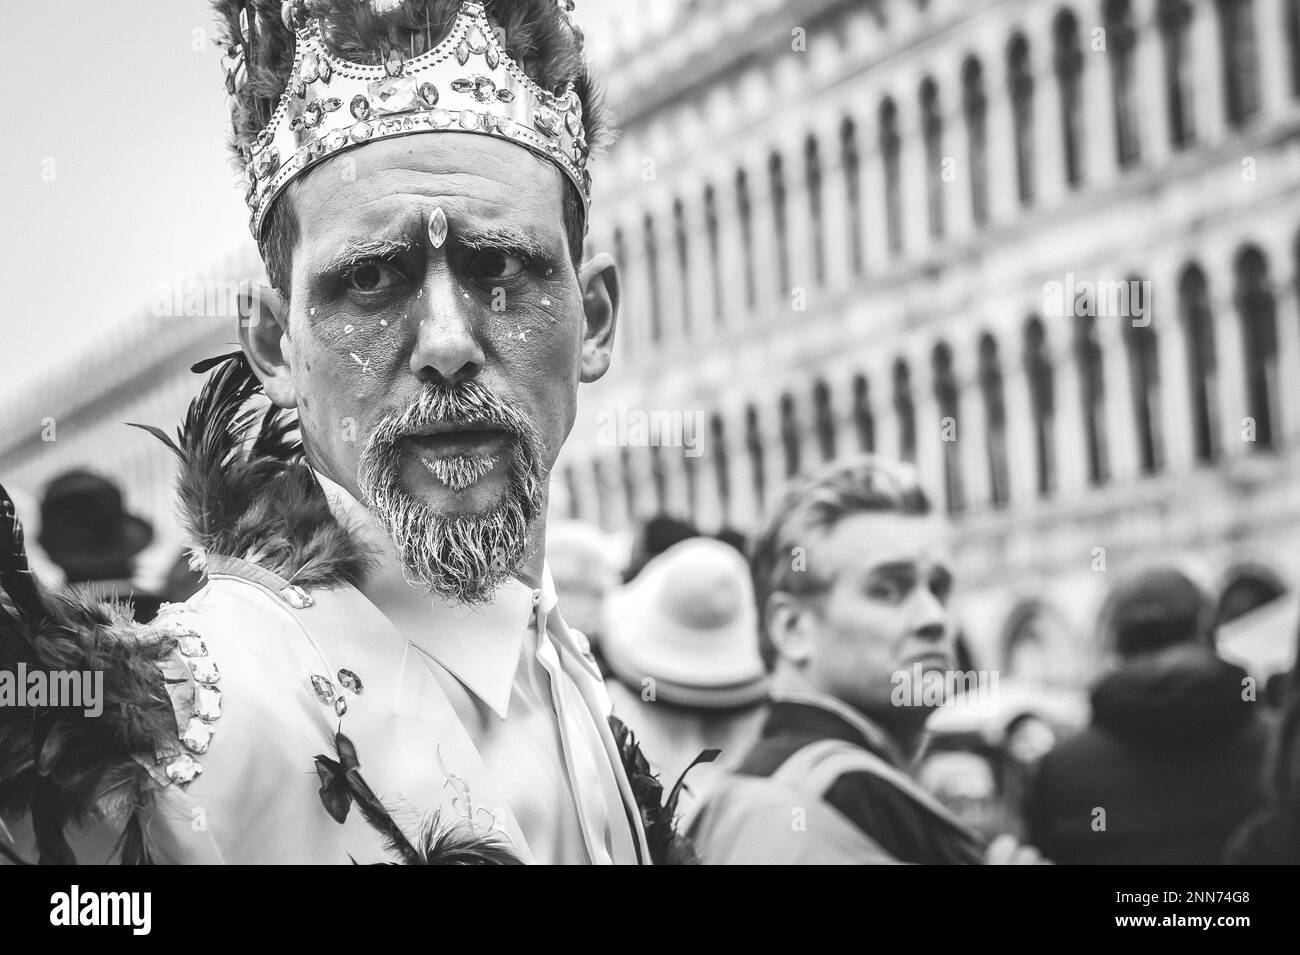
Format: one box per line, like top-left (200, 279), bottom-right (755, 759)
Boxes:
top-left (0, 0), bottom-right (684, 865)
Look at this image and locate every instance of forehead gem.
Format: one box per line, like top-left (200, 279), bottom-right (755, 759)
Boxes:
top-left (417, 82), bottom-right (440, 107)
top-left (428, 206), bottom-right (449, 249)
top-left (350, 95), bottom-right (371, 120)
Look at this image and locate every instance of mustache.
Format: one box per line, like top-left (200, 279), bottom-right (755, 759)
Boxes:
top-left (368, 380), bottom-right (537, 450)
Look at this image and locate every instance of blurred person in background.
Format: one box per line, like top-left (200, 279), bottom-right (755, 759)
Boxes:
top-left (622, 514), bottom-right (699, 583)
top-left (602, 537), bottom-right (768, 810)
top-left (1227, 626), bottom-right (1300, 864)
top-left (1024, 568), bottom-right (1271, 864)
top-left (689, 456), bottom-right (1040, 864)
top-left (545, 519), bottom-right (618, 675)
top-left (37, 469), bottom-right (163, 624)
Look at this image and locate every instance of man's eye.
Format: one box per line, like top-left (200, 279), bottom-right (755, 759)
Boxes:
top-left (466, 250), bottom-right (526, 281)
top-left (345, 261), bottom-right (404, 293)
top-left (868, 581), bottom-right (902, 603)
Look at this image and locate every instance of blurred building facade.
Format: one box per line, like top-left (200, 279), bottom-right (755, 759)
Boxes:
top-left (1, 0), bottom-right (1297, 683)
top-left (561, 0), bottom-right (1300, 684)
top-left (0, 254), bottom-right (246, 585)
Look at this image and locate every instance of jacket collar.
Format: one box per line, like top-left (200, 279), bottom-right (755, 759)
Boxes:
top-left (766, 690), bottom-right (910, 769)
top-left (313, 472), bottom-right (544, 720)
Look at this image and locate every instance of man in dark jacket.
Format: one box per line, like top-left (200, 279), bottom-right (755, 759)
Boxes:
top-left (689, 456), bottom-right (1039, 864)
top-left (1025, 568), bottom-right (1271, 865)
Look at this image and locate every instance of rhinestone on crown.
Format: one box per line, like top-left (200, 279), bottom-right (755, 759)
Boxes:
top-left (243, 0), bottom-right (590, 241)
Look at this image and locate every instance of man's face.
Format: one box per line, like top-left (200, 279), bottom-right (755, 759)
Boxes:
top-left (253, 134), bottom-right (614, 600)
top-left (800, 511), bottom-right (956, 715)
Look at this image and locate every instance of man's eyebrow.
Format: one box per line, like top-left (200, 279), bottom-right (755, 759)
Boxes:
top-left (866, 561), bottom-right (919, 577)
top-left (313, 236), bottom-right (414, 277)
top-left (453, 223), bottom-right (549, 258)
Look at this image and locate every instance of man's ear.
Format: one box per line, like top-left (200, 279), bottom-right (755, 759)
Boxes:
top-left (237, 281), bottom-right (298, 410)
top-left (766, 591), bottom-right (817, 667)
top-left (577, 251), bottom-right (619, 384)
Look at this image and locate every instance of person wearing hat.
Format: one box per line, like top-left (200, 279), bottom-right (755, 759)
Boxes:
top-left (602, 537), bottom-right (769, 807)
top-left (1024, 567), bottom-right (1273, 864)
top-left (38, 470), bottom-right (163, 624)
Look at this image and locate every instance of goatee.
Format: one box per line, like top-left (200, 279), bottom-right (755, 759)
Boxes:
top-left (356, 381), bottom-right (545, 604)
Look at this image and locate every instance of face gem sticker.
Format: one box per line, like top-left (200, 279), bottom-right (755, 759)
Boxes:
top-left (428, 206), bottom-right (449, 249)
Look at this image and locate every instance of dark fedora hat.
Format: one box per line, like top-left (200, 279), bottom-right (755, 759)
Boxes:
top-left (38, 470), bottom-right (154, 579)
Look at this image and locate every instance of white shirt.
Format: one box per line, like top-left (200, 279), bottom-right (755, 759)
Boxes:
top-left (316, 474), bottom-right (635, 864)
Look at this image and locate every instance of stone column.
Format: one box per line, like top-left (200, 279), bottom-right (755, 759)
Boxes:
top-left (1190, 0), bottom-right (1228, 144)
top-left (1096, 314), bottom-right (1140, 483)
top-left (1082, 30), bottom-right (1119, 190)
top-left (1134, 0), bottom-right (1173, 167)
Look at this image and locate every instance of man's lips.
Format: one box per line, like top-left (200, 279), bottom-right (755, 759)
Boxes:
top-left (402, 428), bottom-right (509, 458)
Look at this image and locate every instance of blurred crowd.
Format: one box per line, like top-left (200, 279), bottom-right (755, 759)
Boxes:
top-left (32, 457), bottom-right (1300, 865)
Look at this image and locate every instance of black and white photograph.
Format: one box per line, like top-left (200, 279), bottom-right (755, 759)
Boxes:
top-left (0, 0), bottom-right (1296, 923)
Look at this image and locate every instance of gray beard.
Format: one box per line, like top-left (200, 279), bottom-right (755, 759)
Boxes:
top-left (356, 384), bottom-right (545, 605)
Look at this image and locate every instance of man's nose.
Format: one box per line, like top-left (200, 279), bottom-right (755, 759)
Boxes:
top-left (409, 278), bottom-right (485, 384)
top-left (909, 588), bottom-right (948, 643)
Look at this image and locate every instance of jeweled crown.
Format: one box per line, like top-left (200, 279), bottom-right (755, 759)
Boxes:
top-left (242, 1), bottom-right (591, 240)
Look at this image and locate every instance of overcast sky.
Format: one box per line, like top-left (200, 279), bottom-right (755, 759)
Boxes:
top-left (0, 1), bottom-right (252, 408)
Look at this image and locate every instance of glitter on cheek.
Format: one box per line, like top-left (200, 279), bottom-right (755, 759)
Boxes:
top-left (344, 324), bottom-right (355, 334)
top-left (540, 298), bottom-right (551, 308)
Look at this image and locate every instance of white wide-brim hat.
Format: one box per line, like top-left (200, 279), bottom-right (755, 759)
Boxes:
top-left (602, 537), bottom-right (768, 709)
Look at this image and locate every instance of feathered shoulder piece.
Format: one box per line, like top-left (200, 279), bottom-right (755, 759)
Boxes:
top-left (131, 352), bottom-right (373, 588)
top-left (0, 485), bottom-right (183, 864)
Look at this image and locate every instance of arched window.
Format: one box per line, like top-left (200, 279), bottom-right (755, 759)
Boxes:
top-left (612, 227), bottom-right (628, 282)
top-left (1236, 246), bottom-right (1279, 450)
top-left (592, 458), bottom-right (610, 528)
top-left (710, 414), bottom-right (730, 523)
top-left (563, 465), bottom-right (579, 519)
top-left (893, 359), bottom-right (917, 464)
top-left (1007, 33), bottom-right (1035, 206)
top-left (813, 380), bottom-right (836, 461)
top-left (840, 117), bottom-right (864, 274)
top-left (1106, 0), bottom-right (1141, 168)
top-left (672, 198), bottom-right (690, 336)
top-left (1179, 263), bottom-right (1220, 463)
top-left (852, 373), bottom-right (876, 453)
top-left (1124, 280), bottom-right (1164, 474)
top-left (1074, 304), bottom-right (1109, 485)
top-left (649, 443), bottom-right (667, 513)
top-left (683, 449), bottom-right (698, 522)
top-left (745, 404), bottom-right (766, 510)
top-left (769, 152), bottom-right (790, 296)
top-left (780, 393), bottom-right (802, 478)
top-left (979, 334), bottom-right (1010, 508)
top-left (619, 446), bottom-right (636, 522)
top-left (703, 184), bottom-right (723, 323)
top-left (1218, 0), bottom-right (1261, 126)
top-left (805, 136), bottom-right (826, 284)
top-left (962, 56), bottom-right (989, 227)
top-left (932, 343), bottom-right (963, 515)
top-left (1053, 10), bottom-right (1085, 187)
top-left (642, 213), bottom-right (662, 342)
top-left (1024, 316), bottom-right (1057, 496)
top-left (1159, 0), bottom-right (1196, 148)
top-left (1289, 0), bottom-right (1300, 97)
top-left (736, 169), bottom-right (757, 309)
top-left (920, 77), bottom-right (945, 240)
top-left (879, 97), bottom-right (903, 254)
